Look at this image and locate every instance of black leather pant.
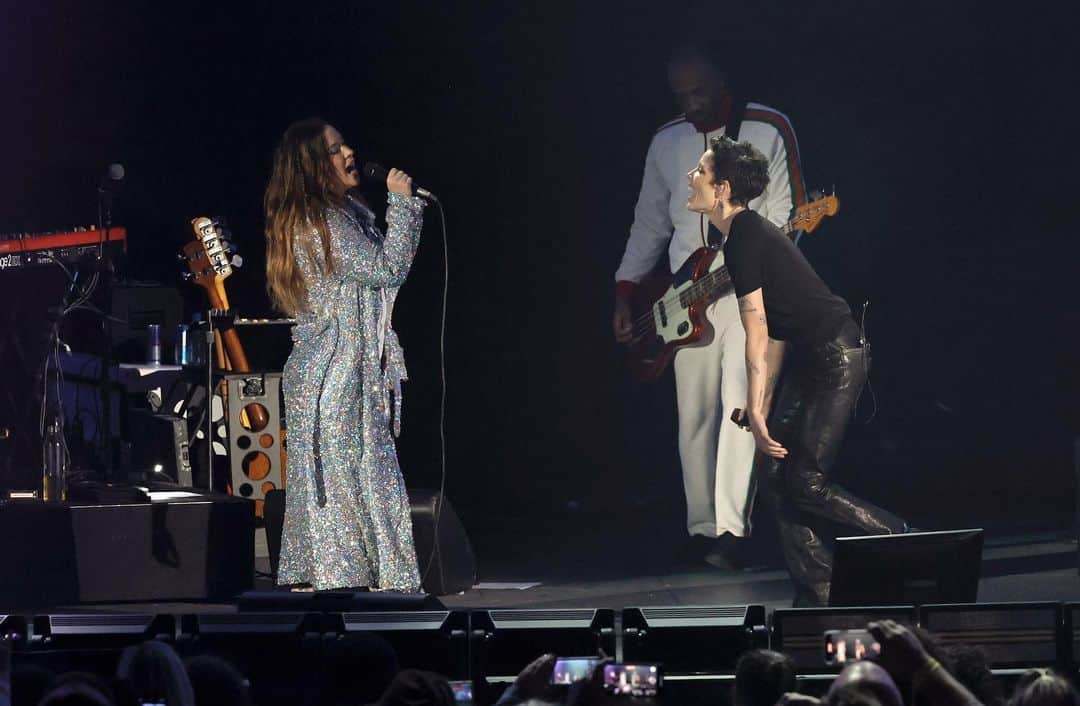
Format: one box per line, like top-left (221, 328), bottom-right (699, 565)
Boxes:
top-left (757, 319), bottom-right (904, 606)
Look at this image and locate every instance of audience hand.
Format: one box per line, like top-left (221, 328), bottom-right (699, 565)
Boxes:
top-left (868, 620), bottom-right (932, 685)
top-left (511, 653), bottom-right (558, 703)
top-left (565, 658), bottom-right (612, 706)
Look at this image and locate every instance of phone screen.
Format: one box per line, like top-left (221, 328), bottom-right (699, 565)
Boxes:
top-left (603, 663), bottom-right (662, 696)
top-left (551, 657), bottom-right (601, 685)
top-left (449, 680), bottom-right (473, 705)
top-left (824, 629), bottom-right (881, 665)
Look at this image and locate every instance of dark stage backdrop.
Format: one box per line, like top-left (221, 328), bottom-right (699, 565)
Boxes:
top-left (1, 2), bottom-right (1075, 533)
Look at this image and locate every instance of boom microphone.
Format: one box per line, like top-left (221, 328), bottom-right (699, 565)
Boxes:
top-left (361, 162), bottom-right (437, 201)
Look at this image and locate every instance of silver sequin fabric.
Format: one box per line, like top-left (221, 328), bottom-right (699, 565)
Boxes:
top-left (277, 192), bottom-right (425, 591)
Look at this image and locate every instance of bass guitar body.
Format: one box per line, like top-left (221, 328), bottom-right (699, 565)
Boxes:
top-left (624, 193), bottom-right (840, 382)
top-left (628, 246), bottom-right (725, 382)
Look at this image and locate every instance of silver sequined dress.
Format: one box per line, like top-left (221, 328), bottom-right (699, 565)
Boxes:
top-left (277, 192), bottom-right (425, 591)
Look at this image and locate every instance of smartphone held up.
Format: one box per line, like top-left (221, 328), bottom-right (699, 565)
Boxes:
top-left (551, 657), bottom-right (602, 685)
top-left (824, 629), bottom-right (881, 666)
top-left (603, 663), bottom-right (662, 697)
top-left (449, 680), bottom-right (473, 706)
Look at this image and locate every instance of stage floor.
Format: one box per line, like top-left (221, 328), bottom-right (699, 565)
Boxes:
top-left (39, 519), bottom-right (1080, 615)
top-left (441, 533), bottom-right (1080, 612)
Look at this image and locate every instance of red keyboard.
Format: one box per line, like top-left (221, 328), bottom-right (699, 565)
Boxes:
top-left (0, 227), bottom-right (126, 270)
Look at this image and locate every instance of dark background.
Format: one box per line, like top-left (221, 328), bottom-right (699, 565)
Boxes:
top-left (2, 1), bottom-right (1075, 538)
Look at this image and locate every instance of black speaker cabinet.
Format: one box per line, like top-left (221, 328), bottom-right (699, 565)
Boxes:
top-left (264, 488), bottom-right (476, 595)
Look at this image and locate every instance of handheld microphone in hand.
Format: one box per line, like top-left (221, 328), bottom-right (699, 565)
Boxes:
top-left (361, 162), bottom-right (437, 201)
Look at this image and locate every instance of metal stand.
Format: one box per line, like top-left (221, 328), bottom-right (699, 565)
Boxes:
top-left (224, 372), bottom-right (284, 517)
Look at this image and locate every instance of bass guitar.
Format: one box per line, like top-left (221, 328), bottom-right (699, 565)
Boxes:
top-left (626, 194), bottom-right (839, 382)
top-left (180, 217), bottom-right (269, 430)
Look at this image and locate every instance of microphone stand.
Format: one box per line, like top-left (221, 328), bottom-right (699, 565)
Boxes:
top-left (96, 187), bottom-right (117, 483)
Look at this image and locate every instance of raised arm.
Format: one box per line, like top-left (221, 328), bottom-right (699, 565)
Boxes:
top-left (738, 287), bottom-right (787, 458)
top-left (327, 191), bottom-right (425, 289)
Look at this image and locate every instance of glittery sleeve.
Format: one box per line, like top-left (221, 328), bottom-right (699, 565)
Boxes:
top-left (324, 193), bottom-right (424, 288)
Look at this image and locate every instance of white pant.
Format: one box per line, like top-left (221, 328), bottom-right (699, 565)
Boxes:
top-left (672, 295), bottom-right (757, 537)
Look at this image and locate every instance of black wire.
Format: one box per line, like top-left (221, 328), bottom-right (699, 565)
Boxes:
top-left (419, 196), bottom-right (449, 592)
top-left (858, 299), bottom-right (878, 424)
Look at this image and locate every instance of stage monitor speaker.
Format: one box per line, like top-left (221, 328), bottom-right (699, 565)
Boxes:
top-left (0, 501), bottom-right (80, 608)
top-left (410, 489), bottom-right (477, 595)
top-left (920, 602), bottom-right (1064, 670)
top-left (470, 608), bottom-right (617, 681)
top-left (622, 605), bottom-right (767, 675)
top-left (829, 529), bottom-right (983, 606)
top-left (771, 606), bottom-right (917, 673)
top-left (0, 492), bottom-right (253, 606)
top-left (263, 488), bottom-right (476, 596)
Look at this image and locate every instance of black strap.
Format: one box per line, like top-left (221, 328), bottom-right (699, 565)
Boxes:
top-left (727, 99), bottom-right (748, 141)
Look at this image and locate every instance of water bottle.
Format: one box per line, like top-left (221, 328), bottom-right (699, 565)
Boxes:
top-left (175, 324), bottom-right (190, 365)
top-left (42, 423), bottom-right (67, 502)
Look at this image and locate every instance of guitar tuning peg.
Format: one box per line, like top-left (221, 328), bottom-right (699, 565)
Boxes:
top-left (230, 254), bottom-right (244, 268)
top-left (181, 272), bottom-right (194, 281)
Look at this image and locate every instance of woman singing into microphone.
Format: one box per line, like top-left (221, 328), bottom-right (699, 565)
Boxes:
top-left (264, 118), bottom-right (425, 591)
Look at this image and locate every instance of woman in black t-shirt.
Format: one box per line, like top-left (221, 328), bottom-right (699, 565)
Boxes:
top-left (685, 136), bottom-right (907, 607)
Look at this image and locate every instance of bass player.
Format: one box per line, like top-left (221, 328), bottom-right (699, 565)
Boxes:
top-left (613, 43), bottom-right (806, 568)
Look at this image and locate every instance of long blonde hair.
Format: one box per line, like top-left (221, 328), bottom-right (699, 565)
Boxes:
top-left (264, 117), bottom-right (344, 316)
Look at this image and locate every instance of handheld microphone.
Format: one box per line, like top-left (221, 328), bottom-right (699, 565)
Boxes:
top-left (361, 162), bottom-right (437, 201)
top-left (99, 163), bottom-right (125, 192)
top-left (97, 162), bottom-right (125, 229)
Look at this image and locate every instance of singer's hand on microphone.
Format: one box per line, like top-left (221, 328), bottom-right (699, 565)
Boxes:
top-left (386, 168), bottom-right (413, 196)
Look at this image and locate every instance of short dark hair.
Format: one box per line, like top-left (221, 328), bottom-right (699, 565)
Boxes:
top-left (943, 644), bottom-right (1004, 706)
top-left (708, 136), bottom-right (769, 207)
top-left (733, 649), bottom-right (796, 706)
top-left (184, 655), bottom-right (252, 706)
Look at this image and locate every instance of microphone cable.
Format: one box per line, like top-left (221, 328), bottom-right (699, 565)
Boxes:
top-left (858, 299), bottom-right (878, 424)
top-left (418, 194), bottom-right (449, 591)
